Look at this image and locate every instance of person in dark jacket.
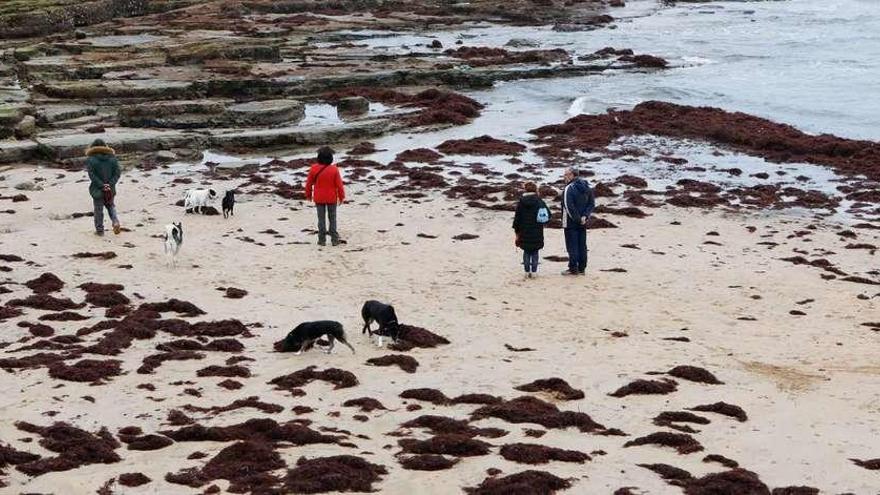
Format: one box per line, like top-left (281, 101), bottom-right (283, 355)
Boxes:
top-left (304, 146), bottom-right (346, 246)
top-left (560, 167), bottom-right (595, 275)
top-left (513, 182), bottom-right (549, 278)
top-left (85, 139), bottom-right (121, 236)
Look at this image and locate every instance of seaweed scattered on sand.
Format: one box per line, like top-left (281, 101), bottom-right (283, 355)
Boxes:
top-left (624, 432), bottom-right (704, 455)
top-left (609, 378), bottom-right (678, 398)
top-left (688, 402), bottom-right (748, 422)
top-left (398, 434), bottom-right (491, 457)
top-left (515, 378), bottom-right (584, 401)
top-left (667, 365), bottom-right (723, 384)
top-left (283, 455), bottom-right (387, 493)
top-left (367, 354), bottom-right (419, 373)
top-left (398, 454), bottom-right (459, 471)
top-left (499, 443), bottom-right (590, 465)
top-left (464, 470), bottom-right (572, 495)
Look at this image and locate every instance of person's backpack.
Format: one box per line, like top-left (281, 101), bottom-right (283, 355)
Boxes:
top-left (536, 202), bottom-right (550, 224)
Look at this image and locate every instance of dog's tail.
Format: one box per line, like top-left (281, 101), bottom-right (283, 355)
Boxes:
top-left (339, 332), bottom-right (356, 354)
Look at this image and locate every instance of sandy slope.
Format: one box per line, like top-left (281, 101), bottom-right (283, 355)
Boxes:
top-left (0, 162), bottom-right (878, 494)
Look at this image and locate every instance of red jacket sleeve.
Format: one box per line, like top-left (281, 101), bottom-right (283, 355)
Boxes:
top-left (304, 165), bottom-right (317, 201)
top-left (334, 167), bottom-right (345, 203)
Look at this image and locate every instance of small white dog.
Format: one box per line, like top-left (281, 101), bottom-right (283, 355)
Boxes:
top-left (184, 188), bottom-right (217, 214)
top-left (164, 222), bottom-right (183, 267)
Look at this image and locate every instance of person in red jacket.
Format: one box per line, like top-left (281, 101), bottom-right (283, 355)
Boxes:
top-left (305, 147), bottom-right (346, 246)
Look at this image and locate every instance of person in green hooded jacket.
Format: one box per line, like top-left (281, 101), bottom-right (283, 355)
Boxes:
top-left (85, 139), bottom-right (122, 236)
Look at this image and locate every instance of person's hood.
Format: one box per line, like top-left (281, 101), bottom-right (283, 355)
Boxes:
top-left (86, 146), bottom-right (115, 157)
top-left (521, 193), bottom-right (542, 206)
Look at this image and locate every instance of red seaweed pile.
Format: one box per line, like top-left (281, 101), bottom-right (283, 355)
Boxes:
top-left (283, 455), bottom-right (387, 493)
top-left (366, 354), bottom-right (419, 373)
top-left (464, 470), bottom-right (573, 495)
top-left (514, 378), bottom-right (585, 401)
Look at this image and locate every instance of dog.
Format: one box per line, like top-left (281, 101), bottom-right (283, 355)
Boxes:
top-left (361, 300), bottom-right (401, 347)
top-left (184, 188), bottom-right (217, 214)
top-left (222, 190), bottom-right (235, 219)
top-left (163, 222), bottom-right (183, 267)
top-left (280, 321), bottom-right (355, 355)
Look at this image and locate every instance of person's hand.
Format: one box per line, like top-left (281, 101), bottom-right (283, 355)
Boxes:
top-left (580, 216), bottom-right (587, 225)
top-left (103, 184), bottom-right (110, 190)
top-left (338, 199), bottom-right (344, 206)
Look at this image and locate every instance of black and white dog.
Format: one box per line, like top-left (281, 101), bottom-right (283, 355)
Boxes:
top-left (361, 300), bottom-right (401, 347)
top-left (163, 222), bottom-right (183, 267)
top-left (280, 321), bottom-right (356, 355)
top-left (184, 188), bottom-right (217, 214)
top-left (222, 190), bottom-right (235, 219)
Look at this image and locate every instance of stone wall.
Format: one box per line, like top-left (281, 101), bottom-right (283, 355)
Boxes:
top-left (0, 0), bottom-right (150, 39)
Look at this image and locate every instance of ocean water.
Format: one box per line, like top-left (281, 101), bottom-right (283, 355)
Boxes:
top-left (196, 0), bottom-right (879, 222)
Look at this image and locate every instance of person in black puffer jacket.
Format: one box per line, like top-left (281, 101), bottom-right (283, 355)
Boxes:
top-left (512, 182), bottom-right (550, 278)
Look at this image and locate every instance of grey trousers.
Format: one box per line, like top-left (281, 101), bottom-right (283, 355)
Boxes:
top-left (316, 203), bottom-right (338, 244)
top-left (93, 197), bottom-right (119, 233)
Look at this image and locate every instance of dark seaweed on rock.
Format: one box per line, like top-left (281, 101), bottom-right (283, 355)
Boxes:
top-left (689, 402), bottom-right (748, 422)
top-left (471, 396), bottom-right (609, 433)
top-left (683, 469), bottom-right (769, 495)
top-left (668, 365), bottom-right (723, 384)
top-left (268, 366), bottom-right (358, 393)
top-left (504, 344), bottom-right (536, 352)
top-left (500, 443), bottom-right (590, 465)
top-left (398, 454), bottom-right (459, 471)
top-left (624, 432), bottom-right (703, 455)
top-left (25, 273), bottom-right (64, 294)
top-left (609, 378), bottom-right (678, 397)
top-left (366, 354), bottom-right (419, 373)
top-left (398, 434), bottom-right (491, 457)
top-left (14, 422), bottom-right (121, 476)
top-left (283, 455), bottom-right (387, 493)
top-left (514, 378), bottom-right (584, 401)
top-left (464, 470), bottom-right (572, 495)
top-left (342, 397), bottom-right (387, 412)
top-left (387, 324), bottom-right (450, 351)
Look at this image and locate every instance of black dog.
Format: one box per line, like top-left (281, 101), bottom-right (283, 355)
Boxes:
top-left (222, 190), bottom-right (235, 219)
top-left (361, 300), bottom-right (401, 346)
top-left (280, 321), bottom-right (355, 355)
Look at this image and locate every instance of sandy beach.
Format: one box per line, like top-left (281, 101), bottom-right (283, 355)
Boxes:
top-left (2, 0), bottom-right (880, 493)
top-left (0, 157), bottom-right (878, 493)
